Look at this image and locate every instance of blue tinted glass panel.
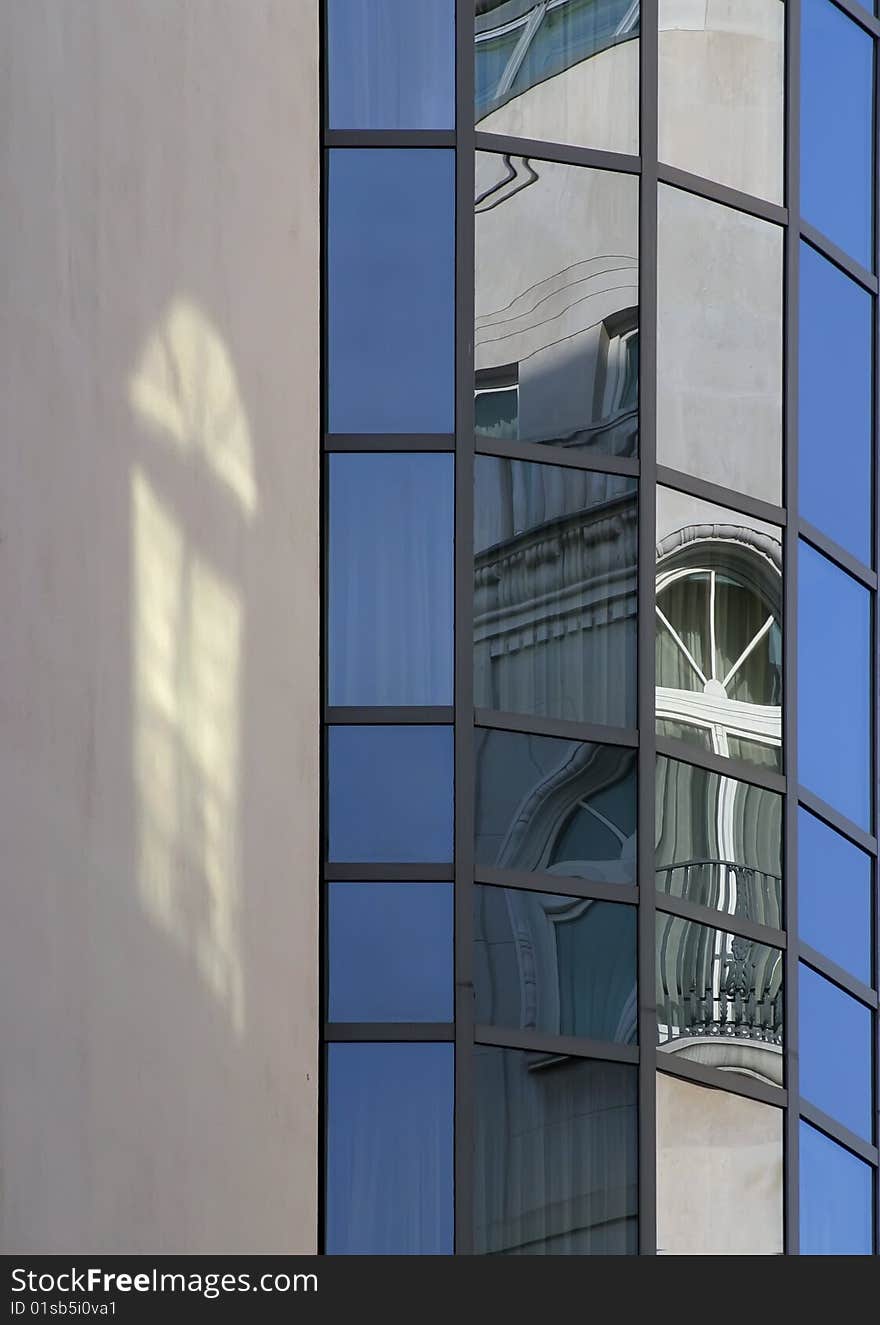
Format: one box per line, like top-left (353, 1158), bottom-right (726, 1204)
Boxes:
top-left (799, 964), bottom-right (873, 1141)
top-left (798, 542), bottom-right (871, 830)
top-left (328, 0), bottom-right (455, 129)
top-left (799, 242), bottom-right (872, 565)
top-left (329, 883), bottom-right (453, 1022)
top-left (329, 454), bottom-right (454, 706)
top-left (328, 150), bottom-right (454, 433)
top-left (801, 0), bottom-right (873, 267)
top-left (798, 808), bottom-right (872, 986)
top-left (475, 888), bottom-right (637, 1043)
top-left (474, 456), bottom-right (637, 727)
top-left (328, 726), bottom-right (453, 862)
top-left (326, 1043), bottom-right (454, 1254)
top-left (800, 1121), bottom-right (873, 1255)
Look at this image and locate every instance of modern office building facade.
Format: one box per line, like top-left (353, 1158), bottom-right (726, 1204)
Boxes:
top-left (322, 0), bottom-right (878, 1257)
top-left (2, 0), bottom-right (878, 1256)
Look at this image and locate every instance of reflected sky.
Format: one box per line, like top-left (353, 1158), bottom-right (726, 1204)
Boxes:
top-left (328, 0), bottom-right (454, 130)
top-left (800, 1120), bottom-right (874, 1255)
top-left (801, 0), bottom-right (874, 267)
top-left (329, 883), bottom-right (453, 1023)
top-left (328, 726), bottom-right (454, 863)
top-left (798, 542), bottom-right (871, 830)
top-left (799, 963), bottom-right (873, 1141)
top-left (330, 453), bottom-right (454, 707)
top-left (799, 242), bottom-right (872, 566)
top-left (326, 1042), bottom-right (454, 1255)
top-left (798, 808), bottom-right (872, 986)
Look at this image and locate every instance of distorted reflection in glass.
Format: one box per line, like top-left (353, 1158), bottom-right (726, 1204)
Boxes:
top-left (800, 1120), bottom-right (874, 1256)
top-left (474, 728), bottom-right (637, 884)
top-left (657, 185), bottom-right (783, 503)
top-left (656, 488), bottom-right (783, 771)
top-left (655, 913), bottom-right (784, 1087)
top-left (657, 1074), bottom-right (783, 1255)
top-left (475, 154), bottom-right (639, 460)
top-left (475, 0), bottom-right (640, 154)
top-left (475, 886), bottom-right (637, 1042)
top-left (658, 0), bottom-right (784, 204)
top-left (474, 1046), bottom-right (638, 1254)
top-left (327, 0), bottom-right (455, 129)
top-left (326, 1043), bottom-right (454, 1254)
top-left (474, 456), bottom-right (637, 727)
top-left (655, 755), bottom-right (782, 929)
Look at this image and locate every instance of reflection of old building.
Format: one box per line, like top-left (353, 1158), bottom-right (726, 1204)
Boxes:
top-left (474, 458), bottom-right (637, 726)
top-left (475, 152), bottom-right (639, 461)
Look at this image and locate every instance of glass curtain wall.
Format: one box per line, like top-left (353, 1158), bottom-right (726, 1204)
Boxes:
top-left (321, 0), bottom-right (879, 1256)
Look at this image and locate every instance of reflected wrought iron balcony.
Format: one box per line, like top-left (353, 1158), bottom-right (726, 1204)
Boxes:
top-left (656, 888), bottom-right (784, 1053)
top-left (656, 858), bottom-right (783, 932)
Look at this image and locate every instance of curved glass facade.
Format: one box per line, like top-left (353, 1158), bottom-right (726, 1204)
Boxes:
top-left (322, 0), bottom-right (879, 1256)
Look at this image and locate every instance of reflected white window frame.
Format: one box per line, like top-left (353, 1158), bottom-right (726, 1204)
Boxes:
top-left (476, 0), bottom-right (640, 109)
top-left (474, 362), bottom-right (520, 441)
top-left (598, 307), bottom-right (639, 422)
top-left (655, 555), bottom-right (782, 761)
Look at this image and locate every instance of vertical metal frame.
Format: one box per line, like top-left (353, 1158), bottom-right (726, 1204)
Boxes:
top-left (874, 0), bottom-right (880, 1259)
top-left (783, 0), bottom-right (801, 1258)
top-left (454, 0), bottom-right (476, 1256)
top-left (637, 0), bottom-right (659, 1259)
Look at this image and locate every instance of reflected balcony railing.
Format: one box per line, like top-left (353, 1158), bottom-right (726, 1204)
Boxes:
top-left (656, 858), bottom-right (783, 932)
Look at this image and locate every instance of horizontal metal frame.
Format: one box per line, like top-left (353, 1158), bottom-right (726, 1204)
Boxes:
top-left (783, 0), bottom-right (801, 1255)
top-left (475, 708), bottom-right (638, 749)
top-left (657, 162), bottom-right (788, 228)
top-left (474, 131), bottom-right (640, 175)
top-left (325, 130), bottom-right (456, 149)
top-left (800, 221), bottom-right (879, 294)
top-left (325, 1023), bottom-right (455, 1042)
top-left (656, 734), bottom-right (787, 794)
top-left (798, 944), bottom-right (879, 1010)
top-left (657, 1053), bottom-right (788, 1110)
top-left (655, 892), bottom-right (787, 951)
top-left (475, 864), bottom-right (638, 906)
top-left (326, 706), bottom-right (454, 726)
top-left (325, 863), bottom-right (454, 882)
top-left (798, 519), bottom-right (878, 590)
top-left (475, 1025), bottom-right (639, 1065)
top-left (656, 464), bottom-right (786, 529)
top-left (829, 0), bottom-right (880, 41)
top-left (474, 435), bottom-right (639, 478)
top-left (799, 1100), bottom-right (879, 1167)
top-left (797, 785), bottom-right (878, 856)
top-left (324, 433), bottom-right (455, 452)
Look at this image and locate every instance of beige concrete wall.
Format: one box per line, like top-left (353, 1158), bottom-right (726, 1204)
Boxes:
top-left (656, 1073), bottom-right (783, 1255)
top-left (0, 1), bottom-right (319, 1253)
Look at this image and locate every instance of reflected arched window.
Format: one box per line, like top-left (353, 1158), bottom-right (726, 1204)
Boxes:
top-left (655, 524), bottom-right (782, 767)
